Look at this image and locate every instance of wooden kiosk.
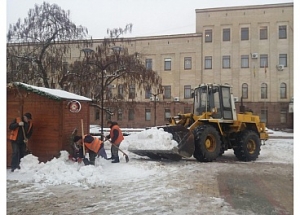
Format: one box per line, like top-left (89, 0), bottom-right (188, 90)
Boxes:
top-left (7, 82), bottom-right (92, 166)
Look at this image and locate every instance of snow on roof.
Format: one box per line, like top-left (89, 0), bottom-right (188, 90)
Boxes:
top-left (11, 82), bottom-right (92, 101)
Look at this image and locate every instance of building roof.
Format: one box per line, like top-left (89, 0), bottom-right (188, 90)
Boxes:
top-left (8, 82), bottom-right (92, 101)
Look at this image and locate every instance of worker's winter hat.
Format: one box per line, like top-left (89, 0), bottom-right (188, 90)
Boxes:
top-left (73, 136), bottom-right (82, 142)
top-left (84, 135), bottom-right (94, 143)
top-left (24, 112), bottom-right (32, 119)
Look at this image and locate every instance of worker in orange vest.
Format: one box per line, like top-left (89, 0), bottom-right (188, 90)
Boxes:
top-left (105, 121), bottom-right (124, 163)
top-left (73, 134), bottom-right (107, 165)
top-left (9, 112), bottom-right (33, 172)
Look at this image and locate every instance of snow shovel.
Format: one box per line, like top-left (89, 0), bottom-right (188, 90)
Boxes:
top-left (108, 141), bottom-right (129, 163)
top-left (81, 119), bottom-right (86, 155)
top-left (21, 125), bottom-right (31, 154)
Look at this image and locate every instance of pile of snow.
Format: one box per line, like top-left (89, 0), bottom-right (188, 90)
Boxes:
top-left (7, 127), bottom-right (293, 189)
top-left (126, 127), bottom-right (178, 150)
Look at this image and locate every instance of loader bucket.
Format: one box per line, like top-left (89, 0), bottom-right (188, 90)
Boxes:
top-left (129, 125), bottom-right (195, 161)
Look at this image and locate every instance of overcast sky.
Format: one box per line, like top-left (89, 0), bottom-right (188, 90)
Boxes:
top-left (5, 0), bottom-right (294, 39)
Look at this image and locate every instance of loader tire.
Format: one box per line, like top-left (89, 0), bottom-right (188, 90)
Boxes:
top-left (234, 130), bottom-right (261, 161)
top-left (193, 125), bottom-right (221, 162)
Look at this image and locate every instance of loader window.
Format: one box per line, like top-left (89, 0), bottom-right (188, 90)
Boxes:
top-left (221, 87), bottom-right (233, 120)
top-left (194, 87), bottom-right (208, 115)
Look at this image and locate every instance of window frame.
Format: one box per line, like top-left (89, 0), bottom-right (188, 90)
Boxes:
top-left (129, 84), bottom-right (136, 99)
top-left (241, 55), bottom-right (249, 68)
top-left (223, 28), bottom-right (230, 41)
top-left (128, 109), bottom-right (134, 121)
top-left (164, 58), bottom-right (171, 71)
top-left (260, 54), bottom-right (268, 68)
top-left (279, 54), bottom-right (287, 67)
top-left (117, 109), bottom-right (123, 121)
top-left (145, 58), bottom-right (152, 70)
top-left (280, 83), bottom-right (287, 99)
top-left (205, 29), bottom-right (212, 43)
top-left (241, 27), bottom-right (249, 40)
top-left (184, 85), bottom-right (192, 99)
top-left (279, 25), bottom-right (287, 39)
top-left (145, 109), bottom-right (151, 121)
top-left (222, 55), bottom-right (231, 69)
top-left (260, 26), bottom-right (268, 40)
top-left (184, 57), bottom-right (192, 70)
top-left (164, 108), bottom-right (171, 121)
top-left (242, 83), bottom-right (248, 99)
top-left (261, 83), bottom-right (268, 99)
top-left (205, 56), bottom-right (212, 69)
top-left (163, 85), bottom-right (171, 99)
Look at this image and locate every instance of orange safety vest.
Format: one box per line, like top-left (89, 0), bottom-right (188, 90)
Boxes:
top-left (110, 125), bottom-right (124, 145)
top-left (84, 135), bottom-right (102, 153)
top-left (9, 117), bottom-right (33, 141)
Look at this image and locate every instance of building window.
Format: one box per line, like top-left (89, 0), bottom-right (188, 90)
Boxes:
top-left (184, 107), bottom-right (191, 113)
top-left (145, 109), bottom-right (151, 121)
top-left (129, 85), bottom-right (135, 99)
top-left (106, 89), bottom-right (112, 100)
top-left (146, 59), bottom-right (152, 70)
top-left (241, 55), bottom-right (249, 68)
top-left (117, 109), bottom-right (123, 121)
top-left (223, 28), bottom-right (230, 41)
top-left (260, 109), bottom-right (268, 124)
top-left (279, 54), bottom-right (287, 67)
top-left (106, 108), bottom-right (112, 121)
top-left (260, 54), bottom-right (268, 68)
top-left (184, 85), bottom-right (192, 99)
top-left (222, 56), bottom-right (230, 69)
top-left (163, 86), bottom-right (171, 99)
top-left (260, 26), bottom-right (268, 40)
top-left (128, 109), bottom-right (134, 121)
top-left (184, 57), bottom-right (192, 70)
top-left (164, 58), bottom-right (171, 71)
top-left (205, 29), bottom-right (212, 42)
top-left (205, 56), bottom-right (212, 69)
top-left (164, 109), bottom-right (171, 121)
top-left (279, 25), bottom-right (287, 39)
top-left (242, 83), bottom-right (248, 99)
top-left (118, 84), bottom-right (124, 99)
top-left (280, 83), bottom-right (287, 99)
top-left (95, 109), bottom-right (100, 120)
top-left (280, 109), bottom-right (287, 123)
top-left (145, 88), bottom-right (151, 99)
top-left (261, 83), bottom-right (268, 99)
top-left (241, 27), bottom-right (249, 40)
top-left (62, 62), bottom-right (69, 74)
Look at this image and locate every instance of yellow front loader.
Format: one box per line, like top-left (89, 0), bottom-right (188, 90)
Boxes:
top-left (129, 83), bottom-right (268, 162)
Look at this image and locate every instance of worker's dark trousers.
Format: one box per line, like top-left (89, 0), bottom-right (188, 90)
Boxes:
top-left (89, 151), bottom-right (97, 165)
top-left (11, 141), bottom-right (26, 169)
top-left (111, 144), bottom-right (119, 160)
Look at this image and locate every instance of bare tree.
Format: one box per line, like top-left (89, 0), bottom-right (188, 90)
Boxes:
top-left (7, 1), bottom-right (88, 88)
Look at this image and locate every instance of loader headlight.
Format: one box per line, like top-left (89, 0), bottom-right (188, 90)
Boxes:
top-left (211, 108), bottom-right (217, 114)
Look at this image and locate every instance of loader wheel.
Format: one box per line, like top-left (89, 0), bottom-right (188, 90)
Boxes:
top-left (234, 130), bottom-right (261, 161)
top-left (193, 125), bottom-right (221, 162)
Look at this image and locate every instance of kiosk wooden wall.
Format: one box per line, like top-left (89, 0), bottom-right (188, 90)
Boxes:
top-left (7, 85), bottom-right (91, 166)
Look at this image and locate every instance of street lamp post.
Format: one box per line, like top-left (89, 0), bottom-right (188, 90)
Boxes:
top-left (151, 89), bottom-right (163, 126)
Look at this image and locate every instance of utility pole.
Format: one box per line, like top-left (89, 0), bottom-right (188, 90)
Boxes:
top-left (151, 89), bottom-right (163, 126)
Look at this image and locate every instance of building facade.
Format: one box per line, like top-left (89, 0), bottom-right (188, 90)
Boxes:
top-left (90, 3), bottom-right (293, 129)
top-left (7, 3), bottom-right (293, 129)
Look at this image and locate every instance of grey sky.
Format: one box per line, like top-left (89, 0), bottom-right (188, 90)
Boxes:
top-left (6, 0), bottom-right (294, 39)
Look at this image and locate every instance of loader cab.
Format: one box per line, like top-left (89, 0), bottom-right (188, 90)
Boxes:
top-left (193, 84), bottom-right (234, 120)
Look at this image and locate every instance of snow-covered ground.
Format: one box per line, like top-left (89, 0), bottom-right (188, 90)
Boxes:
top-left (6, 128), bottom-right (295, 214)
